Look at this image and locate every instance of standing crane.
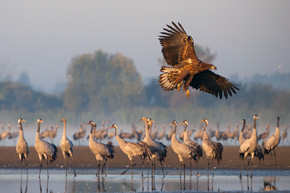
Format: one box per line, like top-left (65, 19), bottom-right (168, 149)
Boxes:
top-left (262, 116), bottom-right (281, 165)
top-left (170, 120), bottom-right (197, 178)
top-left (34, 118), bottom-right (58, 178)
top-left (140, 117), bottom-right (167, 177)
top-left (239, 115), bottom-right (259, 178)
top-left (200, 118), bottom-right (223, 176)
top-left (88, 120), bottom-right (114, 177)
top-left (239, 118), bottom-right (264, 177)
top-left (60, 118), bottom-right (76, 177)
top-left (179, 120), bottom-right (202, 176)
top-left (258, 125), bottom-right (270, 141)
top-left (16, 118), bottom-right (29, 176)
top-left (110, 124), bottom-right (151, 177)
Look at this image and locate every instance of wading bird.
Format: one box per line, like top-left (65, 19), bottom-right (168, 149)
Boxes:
top-left (170, 120), bottom-right (197, 178)
top-left (179, 120), bottom-right (202, 176)
top-left (158, 21), bottom-right (239, 98)
top-left (88, 120), bottom-right (114, 177)
top-left (140, 117), bottom-right (167, 177)
top-left (110, 124), bottom-right (151, 177)
top-left (258, 125), bottom-right (270, 141)
top-left (34, 119), bottom-right (58, 178)
top-left (239, 115), bottom-right (259, 178)
top-left (16, 118), bottom-right (29, 176)
top-left (60, 118), bottom-right (76, 177)
top-left (262, 116), bottom-right (281, 165)
top-left (200, 118), bottom-right (223, 176)
top-left (239, 119), bottom-right (264, 177)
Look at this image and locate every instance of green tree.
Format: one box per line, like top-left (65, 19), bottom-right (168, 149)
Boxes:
top-left (64, 50), bottom-right (144, 113)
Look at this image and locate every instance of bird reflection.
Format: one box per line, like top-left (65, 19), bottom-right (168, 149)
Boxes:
top-left (97, 176), bottom-right (106, 193)
top-left (65, 178), bottom-right (76, 193)
top-left (20, 175), bottom-right (28, 193)
top-left (263, 177), bottom-right (277, 191)
top-left (39, 176), bottom-right (53, 193)
top-left (207, 174), bottom-right (214, 191)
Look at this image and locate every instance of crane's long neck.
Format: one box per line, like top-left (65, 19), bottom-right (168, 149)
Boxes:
top-left (36, 122), bottom-right (41, 140)
top-left (37, 122), bottom-right (41, 133)
top-left (145, 120), bottom-right (150, 138)
top-left (19, 123), bottom-right (24, 138)
top-left (114, 126), bottom-right (118, 136)
top-left (251, 118), bottom-right (257, 141)
top-left (89, 124), bottom-right (95, 139)
top-left (62, 121), bottom-right (67, 138)
top-left (19, 122), bottom-right (23, 131)
top-left (203, 122), bottom-right (209, 140)
top-left (171, 123), bottom-right (177, 141)
top-left (183, 124), bottom-right (189, 141)
top-left (274, 117), bottom-right (280, 138)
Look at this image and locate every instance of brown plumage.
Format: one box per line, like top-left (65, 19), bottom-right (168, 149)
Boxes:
top-left (158, 21), bottom-right (239, 98)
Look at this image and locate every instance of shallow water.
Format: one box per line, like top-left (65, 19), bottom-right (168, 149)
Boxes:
top-left (0, 169), bottom-right (289, 193)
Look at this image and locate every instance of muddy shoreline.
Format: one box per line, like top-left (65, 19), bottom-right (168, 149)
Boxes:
top-left (1, 146), bottom-right (290, 170)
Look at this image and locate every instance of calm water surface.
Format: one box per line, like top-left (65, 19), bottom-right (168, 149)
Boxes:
top-left (0, 169), bottom-right (289, 193)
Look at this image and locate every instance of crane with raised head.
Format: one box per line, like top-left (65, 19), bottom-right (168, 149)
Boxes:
top-left (34, 118), bottom-right (58, 178)
top-left (60, 118), bottom-right (76, 177)
top-left (16, 118), bottom-right (29, 176)
top-left (200, 118), bottom-right (223, 176)
top-left (170, 120), bottom-right (197, 178)
top-left (179, 120), bottom-right (202, 176)
top-left (88, 120), bottom-right (114, 177)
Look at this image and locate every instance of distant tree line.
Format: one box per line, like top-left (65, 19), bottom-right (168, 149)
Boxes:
top-left (0, 49), bottom-right (289, 124)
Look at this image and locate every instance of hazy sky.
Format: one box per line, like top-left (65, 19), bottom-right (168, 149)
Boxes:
top-left (1, 0), bottom-right (290, 92)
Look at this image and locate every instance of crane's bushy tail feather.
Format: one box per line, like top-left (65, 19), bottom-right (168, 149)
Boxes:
top-left (196, 145), bottom-right (203, 158)
top-left (255, 144), bottom-right (264, 161)
top-left (215, 142), bottom-right (223, 164)
top-left (139, 141), bottom-right (152, 160)
top-left (49, 144), bottom-right (58, 163)
top-left (106, 141), bottom-right (115, 159)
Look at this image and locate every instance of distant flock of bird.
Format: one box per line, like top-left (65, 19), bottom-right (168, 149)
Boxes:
top-left (9, 114), bottom-right (288, 179)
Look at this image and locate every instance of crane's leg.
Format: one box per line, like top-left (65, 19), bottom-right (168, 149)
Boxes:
top-left (46, 159), bottom-right (49, 179)
top-left (207, 159), bottom-right (210, 177)
top-left (190, 161), bottom-right (192, 176)
top-left (160, 161), bottom-right (165, 177)
top-left (239, 158), bottom-right (244, 178)
top-left (183, 163), bottom-right (186, 178)
top-left (179, 161), bottom-right (183, 178)
top-left (63, 155), bottom-right (67, 177)
top-left (141, 158), bottom-right (144, 177)
top-left (246, 159), bottom-right (249, 177)
top-left (151, 159), bottom-right (155, 177)
top-left (196, 160), bottom-right (200, 176)
top-left (20, 159), bottom-right (23, 176)
top-left (25, 158), bottom-right (28, 177)
top-left (274, 149), bottom-right (277, 166)
top-left (211, 160), bottom-right (214, 177)
top-left (250, 158), bottom-right (253, 178)
top-left (96, 160), bottom-right (100, 177)
top-left (102, 159), bottom-right (107, 177)
top-left (130, 160), bottom-right (134, 178)
top-left (72, 156), bottom-right (76, 177)
top-left (39, 160), bottom-right (42, 179)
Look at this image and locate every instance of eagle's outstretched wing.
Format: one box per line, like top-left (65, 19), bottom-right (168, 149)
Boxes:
top-left (159, 22), bottom-right (198, 67)
top-left (190, 70), bottom-right (239, 99)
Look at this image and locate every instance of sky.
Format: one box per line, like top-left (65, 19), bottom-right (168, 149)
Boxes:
top-left (1, 0), bottom-right (290, 93)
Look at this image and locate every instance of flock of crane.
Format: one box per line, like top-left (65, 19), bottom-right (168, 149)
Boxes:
top-left (9, 115), bottom-right (288, 179)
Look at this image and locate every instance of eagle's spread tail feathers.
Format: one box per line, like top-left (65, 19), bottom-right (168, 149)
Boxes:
top-left (159, 66), bottom-right (182, 91)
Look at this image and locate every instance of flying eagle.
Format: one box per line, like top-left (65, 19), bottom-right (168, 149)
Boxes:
top-left (158, 22), bottom-right (239, 99)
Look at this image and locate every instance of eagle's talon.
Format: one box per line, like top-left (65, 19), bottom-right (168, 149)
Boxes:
top-left (186, 90), bottom-right (190, 98)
